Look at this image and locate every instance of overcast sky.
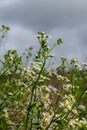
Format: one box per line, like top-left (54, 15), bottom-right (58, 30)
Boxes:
top-left (0, 0), bottom-right (87, 65)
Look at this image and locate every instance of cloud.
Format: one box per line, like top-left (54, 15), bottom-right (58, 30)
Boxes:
top-left (0, 0), bottom-right (87, 31)
top-left (3, 26), bottom-right (38, 51)
top-left (0, 0), bottom-right (87, 64)
top-left (0, 0), bottom-right (16, 7)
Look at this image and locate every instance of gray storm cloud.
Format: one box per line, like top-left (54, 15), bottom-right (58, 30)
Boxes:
top-left (0, 0), bottom-right (87, 63)
top-left (0, 0), bottom-right (87, 31)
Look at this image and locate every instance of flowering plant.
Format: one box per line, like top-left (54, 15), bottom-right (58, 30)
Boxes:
top-left (0, 28), bottom-right (87, 130)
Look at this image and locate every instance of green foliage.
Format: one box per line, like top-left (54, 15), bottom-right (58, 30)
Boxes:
top-left (0, 30), bottom-right (87, 130)
top-left (0, 24), bottom-right (9, 38)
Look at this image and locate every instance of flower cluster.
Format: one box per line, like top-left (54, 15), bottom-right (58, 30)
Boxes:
top-left (0, 31), bottom-right (87, 130)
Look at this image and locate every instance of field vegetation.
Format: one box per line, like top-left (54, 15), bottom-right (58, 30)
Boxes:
top-left (0, 25), bottom-right (87, 130)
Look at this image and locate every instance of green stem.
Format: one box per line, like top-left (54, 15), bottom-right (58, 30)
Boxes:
top-left (65, 87), bottom-right (87, 119)
top-left (45, 95), bottom-right (63, 130)
top-left (45, 114), bottom-right (55, 130)
top-left (25, 57), bottom-right (46, 130)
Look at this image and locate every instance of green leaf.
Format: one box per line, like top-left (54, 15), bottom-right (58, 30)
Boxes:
top-left (57, 38), bottom-right (63, 45)
top-left (27, 102), bottom-right (36, 111)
